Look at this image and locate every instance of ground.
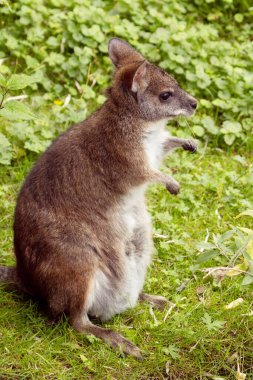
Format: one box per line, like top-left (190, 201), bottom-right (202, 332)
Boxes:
top-left (0, 144), bottom-right (252, 379)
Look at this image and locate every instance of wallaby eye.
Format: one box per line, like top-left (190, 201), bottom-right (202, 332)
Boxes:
top-left (159, 91), bottom-right (173, 102)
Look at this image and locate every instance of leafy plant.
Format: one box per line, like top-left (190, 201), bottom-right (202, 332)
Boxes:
top-left (0, 72), bottom-right (53, 164)
top-left (196, 210), bottom-right (253, 286)
top-left (201, 312), bottom-right (226, 332)
top-left (162, 344), bottom-right (181, 359)
top-left (0, 0), bottom-right (252, 166)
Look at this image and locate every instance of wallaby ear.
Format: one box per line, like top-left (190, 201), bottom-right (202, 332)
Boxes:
top-left (108, 38), bottom-right (144, 68)
top-left (131, 61), bottom-right (149, 94)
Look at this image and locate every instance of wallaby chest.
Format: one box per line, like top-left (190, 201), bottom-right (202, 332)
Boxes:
top-left (143, 120), bottom-right (169, 170)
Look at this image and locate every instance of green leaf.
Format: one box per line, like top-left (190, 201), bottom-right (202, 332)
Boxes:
top-left (224, 134), bottom-right (235, 145)
top-left (236, 210), bottom-right (253, 218)
top-left (202, 313), bottom-right (226, 331)
top-left (192, 125), bottom-right (205, 137)
top-left (243, 251), bottom-right (253, 273)
top-left (46, 36), bottom-right (59, 48)
top-left (0, 73), bottom-right (8, 87)
top-left (97, 94), bottom-right (106, 105)
top-left (6, 74), bottom-right (40, 90)
top-left (196, 242), bottom-right (216, 251)
top-left (241, 274), bottom-right (253, 286)
top-left (237, 228), bottom-right (253, 236)
top-left (162, 345), bottom-right (181, 359)
top-left (202, 116), bottom-right (218, 135)
top-left (0, 100), bottom-right (36, 120)
top-left (6, 35), bottom-right (18, 50)
top-left (24, 136), bottom-right (51, 153)
top-left (242, 118), bottom-right (252, 131)
top-left (212, 98), bottom-right (230, 110)
top-left (81, 84), bottom-right (95, 99)
top-left (196, 250), bottom-right (217, 263)
top-left (199, 99), bottom-right (212, 109)
top-left (25, 56), bottom-right (39, 69)
top-left (45, 53), bottom-right (65, 66)
top-left (218, 230), bottom-right (235, 243)
top-left (6, 121), bottom-right (34, 141)
top-left (221, 121), bottom-right (242, 135)
top-left (0, 132), bottom-right (12, 165)
top-left (234, 13), bottom-right (244, 23)
top-left (79, 354), bottom-right (95, 371)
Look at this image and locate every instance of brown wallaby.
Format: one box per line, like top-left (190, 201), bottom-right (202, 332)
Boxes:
top-left (0, 38), bottom-right (197, 359)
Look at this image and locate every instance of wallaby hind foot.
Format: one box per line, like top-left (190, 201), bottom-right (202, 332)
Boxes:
top-left (0, 266), bottom-right (17, 283)
top-left (72, 315), bottom-right (142, 359)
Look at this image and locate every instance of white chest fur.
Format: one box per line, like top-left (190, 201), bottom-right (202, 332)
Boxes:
top-left (143, 119), bottom-right (169, 170)
top-left (121, 185), bottom-right (146, 236)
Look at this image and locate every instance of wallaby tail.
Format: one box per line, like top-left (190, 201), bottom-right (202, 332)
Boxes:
top-left (0, 265), bottom-right (17, 283)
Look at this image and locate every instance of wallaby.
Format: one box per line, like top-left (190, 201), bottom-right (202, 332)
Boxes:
top-left (0, 38), bottom-right (197, 359)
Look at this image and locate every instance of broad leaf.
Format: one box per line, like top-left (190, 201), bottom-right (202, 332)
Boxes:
top-left (6, 73), bottom-right (40, 90)
top-left (0, 132), bottom-right (12, 165)
top-left (0, 73), bottom-right (7, 87)
top-left (241, 275), bottom-right (253, 286)
top-left (196, 250), bottom-right (217, 263)
top-left (224, 134), bottom-right (235, 145)
top-left (0, 100), bottom-right (36, 120)
top-left (236, 210), bottom-right (253, 218)
top-left (202, 116), bottom-right (219, 135)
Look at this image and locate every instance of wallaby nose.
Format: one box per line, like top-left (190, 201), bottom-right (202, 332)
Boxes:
top-left (190, 100), bottom-right (197, 109)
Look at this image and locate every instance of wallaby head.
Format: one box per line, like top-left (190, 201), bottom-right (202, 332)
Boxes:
top-left (108, 37), bottom-right (197, 122)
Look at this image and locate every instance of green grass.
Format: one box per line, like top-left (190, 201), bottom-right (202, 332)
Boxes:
top-left (0, 144), bottom-right (252, 379)
top-left (0, 0), bottom-right (252, 377)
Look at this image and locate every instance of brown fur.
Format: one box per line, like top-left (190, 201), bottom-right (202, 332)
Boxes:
top-left (0, 38), bottom-right (197, 358)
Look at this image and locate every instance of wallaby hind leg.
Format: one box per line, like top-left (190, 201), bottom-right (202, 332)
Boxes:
top-left (71, 313), bottom-right (142, 359)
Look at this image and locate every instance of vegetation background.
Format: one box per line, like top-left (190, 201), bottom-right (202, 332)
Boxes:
top-left (0, 0), bottom-right (252, 379)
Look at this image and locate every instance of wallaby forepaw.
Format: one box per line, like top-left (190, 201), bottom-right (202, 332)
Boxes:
top-left (182, 140), bottom-right (197, 153)
top-left (166, 180), bottom-right (180, 195)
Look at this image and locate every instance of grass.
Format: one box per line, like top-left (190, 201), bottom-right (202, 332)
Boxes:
top-left (0, 140), bottom-right (252, 379)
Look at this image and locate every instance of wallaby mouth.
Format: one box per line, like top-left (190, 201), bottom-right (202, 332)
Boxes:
top-left (170, 104), bottom-right (197, 118)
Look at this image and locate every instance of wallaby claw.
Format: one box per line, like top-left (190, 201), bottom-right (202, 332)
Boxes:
top-left (182, 140), bottom-right (197, 153)
top-left (107, 332), bottom-right (143, 360)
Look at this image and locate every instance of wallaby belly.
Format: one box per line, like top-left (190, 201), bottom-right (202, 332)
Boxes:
top-left (86, 187), bottom-right (152, 321)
